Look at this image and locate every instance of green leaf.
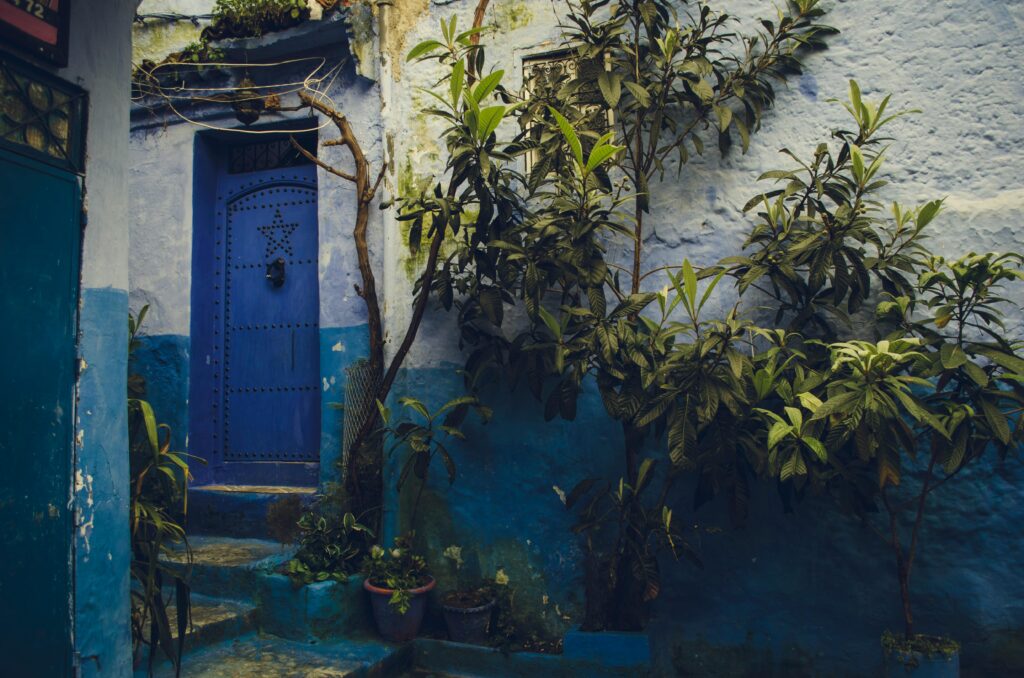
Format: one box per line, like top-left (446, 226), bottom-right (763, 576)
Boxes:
top-left (939, 344), bottom-right (968, 370)
top-left (624, 81), bottom-right (651, 108)
top-left (682, 260), bottom-right (697, 309)
top-left (803, 436), bottom-right (827, 461)
top-left (597, 71), bottom-right (621, 108)
top-left (406, 39), bottom-right (443, 61)
top-left (548, 107), bottom-right (583, 168)
top-left (472, 70), bottom-right (504, 102)
top-left (399, 396), bottom-right (430, 420)
top-left (692, 79), bottom-right (714, 103)
top-left (450, 59), bottom-right (465, 106)
top-left (768, 422), bottom-right (793, 449)
top-left (130, 398), bottom-right (160, 454)
top-left (974, 346), bottom-right (1024, 374)
top-left (636, 458), bottom-right (654, 492)
top-left (980, 397), bottom-right (1011, 445)
top-left (734, 115), bottom-right (750, 153)
top-left (585, 140), bottom-right (622, 173)
top-left (916, 199), bottom-right (943, 229)
top-left (478, 286), bottom-right (504, 325)
top-left (713, 105), bottom-right (733, 132)
top-left (877, 448), bottom-right (900, 488)
top-left (477, 105), bottom-right (506, 140)
top-left (850, 144), bottom-right (865, 183)
top-left (537, 305), bottom-right (562, 339)
top-left (780, 450), bottom-right (807, 481)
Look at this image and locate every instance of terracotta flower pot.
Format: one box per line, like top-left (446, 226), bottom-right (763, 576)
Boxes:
top-left (363, 576), bottom-right (435, 642)
top-left (441, 596), bottom-right (496, 644)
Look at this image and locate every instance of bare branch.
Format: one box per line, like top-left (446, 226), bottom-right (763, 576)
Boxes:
top-left (289, 137), bottom-right (357, 183)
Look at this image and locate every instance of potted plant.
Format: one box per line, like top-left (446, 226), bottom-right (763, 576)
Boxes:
top-left (284, 509), bottom-right (373, 585)
top-left (361, 535), bottom-right (434, 642)
top-left (438, 545), bottom-right (499, 644)
top-left (717, 81), bottom-right (1024, 674)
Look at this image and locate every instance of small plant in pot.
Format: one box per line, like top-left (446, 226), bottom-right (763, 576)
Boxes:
top-left (362, 535), bottom-right (434, 642)
top-left (284, 509), bottom-right (373, 586)
top-left (438, 545), bottom-right (499, 644)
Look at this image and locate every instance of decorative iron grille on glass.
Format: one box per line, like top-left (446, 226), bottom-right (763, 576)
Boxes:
top-left (0, 54), bottom-right (85, 173)
top-left (521, 48), bottom-right (612, 177)
top-left (228, 137), bottom-right (315, 174)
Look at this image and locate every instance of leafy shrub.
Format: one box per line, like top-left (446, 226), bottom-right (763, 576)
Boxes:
top-left (285, 510), bottom-right (373, 585)
top-left (206, 0), bottom-right (310, 40)
top-left (362, 536), bottom-right (431, 613)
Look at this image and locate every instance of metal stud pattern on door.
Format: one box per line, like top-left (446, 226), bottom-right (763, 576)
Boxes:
top-left (217, 171), bottom-right (321, 462)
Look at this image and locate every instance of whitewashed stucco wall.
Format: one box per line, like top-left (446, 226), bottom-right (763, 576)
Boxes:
top-left (380, 0), bottom-right (1024, 370)
top-left (125, 1), bottom-right (1024, 673)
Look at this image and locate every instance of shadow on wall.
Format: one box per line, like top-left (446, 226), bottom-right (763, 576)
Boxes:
top-left (384, 366), bottom-right (1024, 676)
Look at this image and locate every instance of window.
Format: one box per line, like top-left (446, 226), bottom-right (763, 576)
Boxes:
top-left (227, 137), bottom-right (315, 174)
top-left (0, 53), bottom-right (85, 173)
top-left (521, 48), bottom-right (612, 177)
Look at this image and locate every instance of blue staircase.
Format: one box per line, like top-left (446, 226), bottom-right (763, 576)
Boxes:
top-left (140, 487), bottom-right (410, 677)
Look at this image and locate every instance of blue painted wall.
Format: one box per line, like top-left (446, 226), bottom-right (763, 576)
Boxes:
top-left (374, 0), bottom-right (1024, 674)
top-left (130, 334), bottom-right (190, 451)
top-left (128, 1), bottom-right (1024, 675)
top-left (76, 288), bottom-right (132, 677)
top-left (50, 1), bottom-right (137, 675)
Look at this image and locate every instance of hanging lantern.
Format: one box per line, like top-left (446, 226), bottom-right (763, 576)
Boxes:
top-left (232, 74), bottom-right (263, 126)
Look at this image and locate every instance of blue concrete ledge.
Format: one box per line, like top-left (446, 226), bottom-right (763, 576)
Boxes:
top-left (412, 637), bottom-right (652, 677)
top-left (188, 485), bottom-right (317, 539)
top-left (563, 627), bottom-right (652, 668)
top-left (254, 573), bottom-right (375, 642)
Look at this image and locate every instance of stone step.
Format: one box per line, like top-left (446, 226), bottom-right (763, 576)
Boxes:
top-left (188, 484), bottom-right (317, 539)
top-left (143, 632), bottom-right (411, 678)
top-left (163, 535), bottom-right (294, 601)
top-left (168, 594), bottom-right (257, 652)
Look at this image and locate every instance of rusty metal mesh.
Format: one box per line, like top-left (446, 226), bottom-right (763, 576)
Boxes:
top-left (342, 358), bottom-right (380, 482)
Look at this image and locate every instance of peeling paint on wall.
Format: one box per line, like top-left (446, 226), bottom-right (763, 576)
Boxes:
top-left (381, 0), bottom-right (432, 79)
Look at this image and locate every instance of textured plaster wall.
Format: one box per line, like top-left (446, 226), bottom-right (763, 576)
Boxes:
top-left (48, 0), bottom-right (137, 675)
top-left (126, 0), bottom-right (1024, 674)
top-left (378, 0), bottom-right (1024, 675)
top-left (133, 0), bottom-right (216, 64)
top-left (128, 29), bottom-right (384, 485)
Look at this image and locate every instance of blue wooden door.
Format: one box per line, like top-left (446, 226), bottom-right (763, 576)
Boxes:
top-left (193, 162), bottom-right (321, 486)
top-left (0, 149), bottom-right (79, 676)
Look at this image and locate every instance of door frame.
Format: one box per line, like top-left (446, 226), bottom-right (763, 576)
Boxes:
top-left (0, 146), bottom-right (82, 677)
top-left (189, 124), bottom-right (322, 487)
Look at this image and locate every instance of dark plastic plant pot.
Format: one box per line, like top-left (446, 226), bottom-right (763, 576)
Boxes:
top-left (883, 635), bottom-right (960, 677)
top-left (364, 576), bottom-right (435, 642)
top-left (441, 597), bottom-right (496, 644)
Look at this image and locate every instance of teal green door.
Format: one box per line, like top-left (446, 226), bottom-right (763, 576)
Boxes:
top-left (0, 149), bottom-right (80, 676)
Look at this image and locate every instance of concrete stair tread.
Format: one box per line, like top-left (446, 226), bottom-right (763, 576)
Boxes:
top-left (194, 484), bottom-right (317, 495)
top-left (166, 535), bottom-right (290, 568)
top-left (147, 632), bottom-right (403, 677)
top-left (167, 594), bottom-right (255, 641)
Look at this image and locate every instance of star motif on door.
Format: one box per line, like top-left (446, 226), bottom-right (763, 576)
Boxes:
top-left (257, 209), bottom-right (299, 258)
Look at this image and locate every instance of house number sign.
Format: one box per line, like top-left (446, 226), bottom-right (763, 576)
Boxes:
top-left (0, 0), bottom-right (71, 66)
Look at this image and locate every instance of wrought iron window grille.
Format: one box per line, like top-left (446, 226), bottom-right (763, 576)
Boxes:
top-left (521, 48), bottom-right (613, 178)
top-left (0, 53), bottom-right (86, 173)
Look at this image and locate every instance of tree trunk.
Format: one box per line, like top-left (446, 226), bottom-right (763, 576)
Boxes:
top-left (898, 556), bottom-right (914, 639)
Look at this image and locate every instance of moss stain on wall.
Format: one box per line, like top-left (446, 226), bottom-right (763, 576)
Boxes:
top-left (398, 484), bottom-right (569, 640)
top-left (493, 0), bottom-right (533, 32)
top-left (133, 22), bottom-right (207, 63)
top-left (382, 0), bottom-right (433, 79)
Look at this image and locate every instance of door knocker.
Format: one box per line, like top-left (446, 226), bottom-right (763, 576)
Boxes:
top-left (266, 257), bottom-right (286, 287)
